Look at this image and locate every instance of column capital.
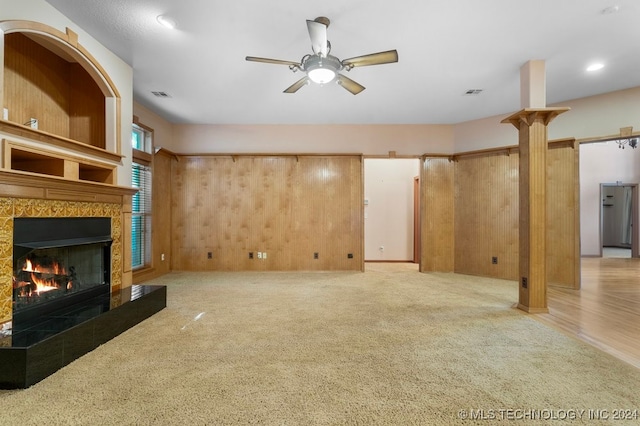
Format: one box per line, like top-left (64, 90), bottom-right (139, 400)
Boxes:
top-left (501, 107), bottom-right (570, 129)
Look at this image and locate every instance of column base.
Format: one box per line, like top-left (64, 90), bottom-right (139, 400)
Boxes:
top-left (516, 303), bottom-right (549, 314)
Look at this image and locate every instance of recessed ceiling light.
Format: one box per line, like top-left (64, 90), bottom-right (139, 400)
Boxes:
top-left (586, 63), bottom-right (605, 72)
top-left (156, 15), bottom-right (176, 30)
top-left (600, 5), bottom-right (620, 15)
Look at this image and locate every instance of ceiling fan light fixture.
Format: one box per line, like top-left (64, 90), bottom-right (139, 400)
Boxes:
top-left (308, 67), bottom-right (336, 84)
top-left (304, 55), bottom-right (341, 84)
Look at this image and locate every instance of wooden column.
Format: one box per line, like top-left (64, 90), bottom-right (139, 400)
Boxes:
top-left (502, 108), bottom-right (569, 313)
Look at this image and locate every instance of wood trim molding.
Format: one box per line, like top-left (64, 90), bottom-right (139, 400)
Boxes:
top-left (501, 107), bottom-right (571, 129)
top-left (0, 20), bottom-right (120, 98)
top-left (0, 120), bottom-right (123, 163)
top-left (0, 169), bottom-right (136, 203)
top-left (177, 152), bottom-right (364, 158)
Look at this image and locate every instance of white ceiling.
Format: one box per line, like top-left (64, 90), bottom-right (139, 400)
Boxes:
top-left (45, 0), bottom-right (640, 125)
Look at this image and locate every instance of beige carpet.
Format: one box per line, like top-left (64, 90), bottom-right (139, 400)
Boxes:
top-left (1, 263), bottom-right (639, 425)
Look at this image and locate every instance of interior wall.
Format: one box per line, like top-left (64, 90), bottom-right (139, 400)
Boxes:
top-left (547, 141), bottom-right (580, 287)
top-left (133, 102), bottom-right (174, 152)
top-left (364, 158), bottom-right (419, 261)
top-left (170, 155), bottom-right (363, 271)
top-left (452, 141), bottom-right (580, 288)
top-left (454, 86), bottom-right (640, 152)
top-left (579, 141), bottom-right (640, 256)
top-left (170, 124), bottom-right (454, 156)
top-left (420, 157), bottom-right (455, 272)
top-left (454, 150), bottom-right (519, 280)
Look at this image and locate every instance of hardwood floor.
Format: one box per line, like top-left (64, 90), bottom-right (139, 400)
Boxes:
top-left (535, 257), bottom-right (640, 368)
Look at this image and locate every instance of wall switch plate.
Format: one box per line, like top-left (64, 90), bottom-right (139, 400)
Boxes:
top-left (2, 108), bottom-right (7, 120)
top-left (161, 253), bottom-right (165, 261)
top-left (263, 252), bottom-right (267, 259)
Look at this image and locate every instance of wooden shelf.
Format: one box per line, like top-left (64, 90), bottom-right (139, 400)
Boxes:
top-left (3, 140), bottom-right (117, 185)
top-left (0, 120), bottom-right (122, 164)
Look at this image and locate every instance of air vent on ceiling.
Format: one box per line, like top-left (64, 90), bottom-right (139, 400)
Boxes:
top-left (151, 91), bottom-right (172, 98)
top-left (464, 89), bottom-right (483, 96)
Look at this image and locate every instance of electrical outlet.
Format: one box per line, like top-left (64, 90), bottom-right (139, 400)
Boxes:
top-left (263, 252), bottom-right (267, 259)
top-left (207, 252), bottom-right (212, 259)
top-left (492, 256), bottom-right (498, 264)
top-left (161, 253), bottom-right (165, 261)
top-left (521, 277), bottom-right (528, 289)
top-left (314, 252), bottom-right (319, 259)
top-left (257, 252), bottom-right (262, 259)
top-left (2, 108), bottom-right (7, 120)
top-left (30, 118), bottom-right (38, 129)
top-left (348, 253), bottom-right (353, 259)
top-left (249, 252), bottom-right (254, 259)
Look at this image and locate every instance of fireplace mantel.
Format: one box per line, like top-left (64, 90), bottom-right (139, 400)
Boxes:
top-left (0, 169), bottom-right (137, 327)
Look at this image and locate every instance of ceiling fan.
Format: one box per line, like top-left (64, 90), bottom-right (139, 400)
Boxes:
top-left (245, 17), bottom-right (398, 95)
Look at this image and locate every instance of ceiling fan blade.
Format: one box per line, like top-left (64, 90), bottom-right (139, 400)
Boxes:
top-left (306, 19), bottom-right (328, 57)
top-left (336, 74), bottom-right (365, 95)
top-left (342, 50), bottom-right (399, 68)
top-left (284, 77), bottom-right (309, 93)
top-left (245, 56), bottom-right (301, 67)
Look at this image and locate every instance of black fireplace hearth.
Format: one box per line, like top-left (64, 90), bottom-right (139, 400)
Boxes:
top-left (0, 216), bottom-right (167, 389)
top-left (0, 284), bottom-right (166, 389)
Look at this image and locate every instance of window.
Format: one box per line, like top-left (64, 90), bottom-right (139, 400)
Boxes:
top-left (131, 121), bottom-right (153, 270)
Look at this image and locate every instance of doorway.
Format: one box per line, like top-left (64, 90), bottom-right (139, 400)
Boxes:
top-left (363, 158), bottom-right (420, 263)
top-left (600, 183), bottom-right (639, 258)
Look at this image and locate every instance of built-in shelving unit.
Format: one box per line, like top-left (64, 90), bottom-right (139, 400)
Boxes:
top-left (0, 21), bottom-right (123, 186)
top-left (3, 140), bottom-right (116, 184)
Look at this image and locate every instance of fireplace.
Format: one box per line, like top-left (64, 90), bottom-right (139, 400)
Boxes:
top-left (0, 174), bottom-right (166, 389)
top-left (12, 217), bottom-right (112, 327)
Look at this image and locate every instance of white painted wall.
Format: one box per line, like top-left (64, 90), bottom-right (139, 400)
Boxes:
top-left (134, 102), bottom-right (174, 150)
top-left (580, 141), bottom-right (640, 256)
top-left (170, 124), bottom-right (454, 156)
top-left (454, 87), bottom-right (640, 152)
top-left (364, 159), bottom-right (420, 261)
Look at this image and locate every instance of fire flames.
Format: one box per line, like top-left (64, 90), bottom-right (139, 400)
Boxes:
top-left (14, 257), bottom-right (72, 297)
top-left (23, 258), bottom-right (66, 275)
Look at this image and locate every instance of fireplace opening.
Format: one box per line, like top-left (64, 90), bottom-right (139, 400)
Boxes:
top-left (12, 217), bottom-right (112, 328)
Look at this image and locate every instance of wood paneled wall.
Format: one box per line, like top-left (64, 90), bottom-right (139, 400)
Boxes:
top-left (452, 142), bottom-right (580, 288)
top-left (547, 141), bottom-right (580, 288)
top-left (3, 33), bottom-right (104, 148)
top-left (170, 155), bottom-right (363, 271)
top-left (4, 33), bottom-right (70, 137)
top-left (69, 63), bottom-right (105, 148)
top-left (420, 157), bottom-right (455, 272)
top-left (454, 150), bottom-right (520, 279)
top-left (149, 145), bottom-right (578, 280)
